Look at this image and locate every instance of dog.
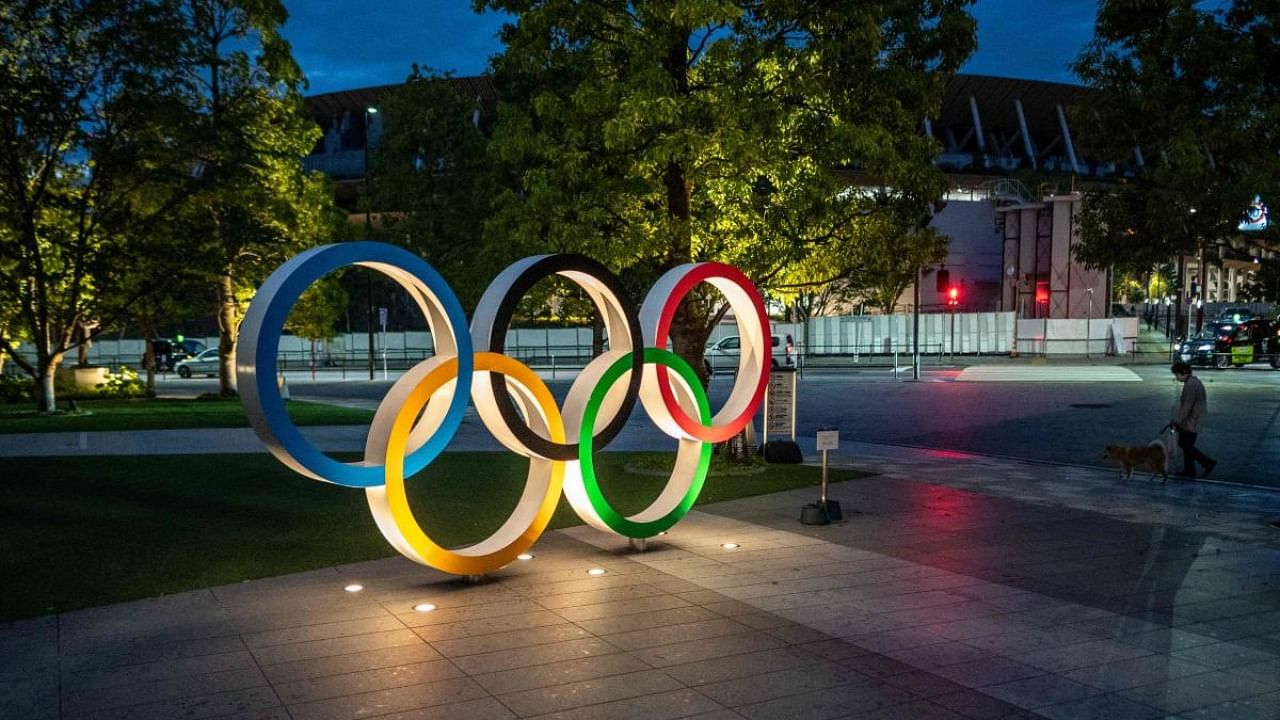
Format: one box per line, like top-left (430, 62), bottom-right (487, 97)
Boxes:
top-left (1102, 442), bottom-right (1168, 482)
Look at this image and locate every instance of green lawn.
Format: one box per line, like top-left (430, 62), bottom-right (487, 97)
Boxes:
top-left (0, 452), bottom-right (869, 621)
top-left (0, 398), bottom-right (374, 433)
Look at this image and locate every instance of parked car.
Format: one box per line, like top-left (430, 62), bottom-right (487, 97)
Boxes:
top-left (142, 338), bottom-right (206, 371)
top-left (175, 348), bottom-right (220, 378)
top-left (1176, 318), bottom-right (1280, 369)
top-left (704, 334), bottom-right (794, 374)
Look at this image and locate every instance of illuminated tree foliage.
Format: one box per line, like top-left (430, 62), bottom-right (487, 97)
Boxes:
top-left (172, 0), bottom-right (335, 397)
top-left (0, 0), bottom-right (197, 411)
top-left (475, 0), bottom-right (976, 378)
top-left (285, 276), bottom-right (347, 372)
top-left (0, 0), bottom-right (332, 408)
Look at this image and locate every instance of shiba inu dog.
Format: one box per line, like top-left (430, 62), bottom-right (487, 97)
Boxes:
top-left (1102, 443), bottom-right (1168, 482)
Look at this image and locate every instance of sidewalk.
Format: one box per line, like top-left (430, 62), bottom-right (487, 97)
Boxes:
top-left (3, 430), bottom-right (1279, 719)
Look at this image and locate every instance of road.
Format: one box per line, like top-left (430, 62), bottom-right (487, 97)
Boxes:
top-left (158, 362), bottom-right (1280, 490)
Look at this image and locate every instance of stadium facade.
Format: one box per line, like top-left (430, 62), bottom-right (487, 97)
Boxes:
top-left (301, 74), bottom-right (1244, 321)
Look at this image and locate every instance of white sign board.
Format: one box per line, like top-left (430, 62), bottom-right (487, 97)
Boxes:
top-left (1109, 321), bottom-right (1128, 355)
top-left (816, 430), bottom-right (839, 452)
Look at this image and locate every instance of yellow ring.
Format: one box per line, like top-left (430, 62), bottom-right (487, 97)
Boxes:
top-left (368, 352), bottom-right (565, 575)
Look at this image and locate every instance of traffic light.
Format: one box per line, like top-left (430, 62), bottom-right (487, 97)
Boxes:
top-left (936, 268), bottom-right (950, 293)
top-left (947, 286), bottom-right (959, 306)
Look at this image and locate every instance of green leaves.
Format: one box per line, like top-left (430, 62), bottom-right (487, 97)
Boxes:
top-left (0, 0), bottom-right (333, 407)
top-left (1073, 0), bottom-right (1280, 270)
top-left (285, 276), bottom-right (347, 342)
top-left (471, 0), bottom-right (974, 375)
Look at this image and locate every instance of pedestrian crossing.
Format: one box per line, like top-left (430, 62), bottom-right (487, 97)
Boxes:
top-left (956, 365), bottom-right (1143, 382)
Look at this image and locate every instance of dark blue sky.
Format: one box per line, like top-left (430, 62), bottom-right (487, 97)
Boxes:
top-left (282, 1), bottom-right (1095, 96)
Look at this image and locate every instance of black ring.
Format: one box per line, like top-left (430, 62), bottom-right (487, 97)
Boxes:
top-left (481, 255), bottom-right (643, 461)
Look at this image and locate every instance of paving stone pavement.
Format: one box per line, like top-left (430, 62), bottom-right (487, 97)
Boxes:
top-left (3, 442), bottom-right (1280, 720)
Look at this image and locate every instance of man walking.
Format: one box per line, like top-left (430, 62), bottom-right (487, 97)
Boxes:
top-left (1169, 361), bottom-right (1216, 479)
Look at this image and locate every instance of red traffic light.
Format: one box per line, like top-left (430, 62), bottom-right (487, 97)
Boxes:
top-left (947, 286), bottom-right (959, 305)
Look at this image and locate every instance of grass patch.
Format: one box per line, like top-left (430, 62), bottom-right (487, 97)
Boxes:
top-left (0, 452), bottom-right (870, 621)
top-left (0, 398), bottom-right (373, 433)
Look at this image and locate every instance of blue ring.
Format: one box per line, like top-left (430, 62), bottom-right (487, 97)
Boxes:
top-left (239, 242), bottom-right (473, 488)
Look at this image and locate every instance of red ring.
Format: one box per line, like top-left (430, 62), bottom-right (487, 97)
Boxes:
top-left (653, 263), bottom-right (771, 442)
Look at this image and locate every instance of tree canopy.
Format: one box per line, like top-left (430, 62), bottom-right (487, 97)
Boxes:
top-left (170, 0), bottom-right (336, 396)
top-left (372, 67), bottom-right (500, 309)
top-left (1072, 0), bottom-right (1280, 277)
top-left (0, 0), bottom-right (334, 409)
top-left (475, 0), bottom-right (976, 375)
top-left (0, 0), bottom-right (199, 410)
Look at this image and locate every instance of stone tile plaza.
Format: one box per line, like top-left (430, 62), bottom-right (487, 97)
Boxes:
top-left (4, 415), bottom-right (1280, 719)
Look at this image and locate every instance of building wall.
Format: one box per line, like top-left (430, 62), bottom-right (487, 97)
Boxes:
top-left (926, 199), bottom-right (1004, 310)
top-left (998, 193), bottom-right (1109, 319)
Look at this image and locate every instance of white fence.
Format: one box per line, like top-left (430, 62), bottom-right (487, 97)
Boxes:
top-left (712, 313), bottom-right (1018, 357)
top-left (75, 311), bottom-right (1142, 369)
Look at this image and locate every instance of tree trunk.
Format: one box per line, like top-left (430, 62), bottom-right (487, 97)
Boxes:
top-left (38, 368), bottom-right (56, 413)
top-left (217, 271), bottom-right (238, 396)
top-left (142, 316), bottom-right (157, 395)
top-left (34, 348), bottom-right (62, 413)
top-left (658, 29), bottom-right (712, 385)
top-left (670, 303), bottom-right (714, 386)
top-left (591, 314), bottom-right (604, 357)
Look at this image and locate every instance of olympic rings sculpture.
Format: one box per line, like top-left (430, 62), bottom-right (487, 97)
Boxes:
top-left (239, 242), bottom-right (771, 575)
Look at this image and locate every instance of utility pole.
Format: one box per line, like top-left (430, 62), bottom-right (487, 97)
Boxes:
top-left (1196, 238), bottom-right (1207, 334)
top-left (912, 266), bottom-right (921, 380)
top-left (364, 106), bottom-right (378, 381)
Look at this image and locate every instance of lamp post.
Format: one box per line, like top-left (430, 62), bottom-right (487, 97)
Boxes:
top-left (912, 265), bottom-right (921, 380)
top-left (364, 106), bottom-right (378, 380)
top-left (1085, 287), bottom-right (1094, 358)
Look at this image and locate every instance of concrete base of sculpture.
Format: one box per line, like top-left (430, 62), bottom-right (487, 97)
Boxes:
top-left (56, 366), bottom-right (108, 389)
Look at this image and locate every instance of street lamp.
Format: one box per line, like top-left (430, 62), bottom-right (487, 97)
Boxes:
top-left (364, 106), bottom-right (378, 380)
top-left (1085, 287), bottom-right (1094, 358)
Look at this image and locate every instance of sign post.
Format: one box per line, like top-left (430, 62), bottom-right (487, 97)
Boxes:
top-left (802, 428), bottom-right (843, 524)
top-left (762, 367), bottom-right (801, 463)
top-left (378, 307), bottom-right (389, 380)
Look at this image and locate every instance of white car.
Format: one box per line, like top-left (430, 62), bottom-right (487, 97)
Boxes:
top-left (175, 348), bottom-right (220, 378)
top-left (704, 334), bottom-right (794, 373)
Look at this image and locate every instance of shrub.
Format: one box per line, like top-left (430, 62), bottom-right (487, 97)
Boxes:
top-left (93, 367), bottom-right (147, 399)
top-left (0, 374), bottom-right (34, 404)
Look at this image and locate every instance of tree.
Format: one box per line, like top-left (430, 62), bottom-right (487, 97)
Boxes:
top-left (1072, 0), bottom-right (1280, 277)
top-left (0, 0), bottom-right (199, 411)
top-left (172, 0), bottom-right (335, 396)
top-left (1240, 258), bottom-right (1280, 302)
top-left (475, 0), bottom-right (976, 380)
top-left (284, 276), bottom-right (347, 376)
top-left (773, 212), bottom-right (949, 315)
top-left (372, 67), bottom-right (501, 309)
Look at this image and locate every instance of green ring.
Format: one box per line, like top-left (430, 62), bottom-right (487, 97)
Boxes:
top-left (579, 347), bottom-right (713, 537)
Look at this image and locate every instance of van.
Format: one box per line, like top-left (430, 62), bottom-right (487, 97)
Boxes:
top-left (141, 338), bottom-right (206, 372)
top-left (703, 334), bottom-right (794, 374)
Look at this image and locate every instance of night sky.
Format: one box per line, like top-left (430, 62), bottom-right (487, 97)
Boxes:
top-left (281, 1), bottom-right (1096, 96)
